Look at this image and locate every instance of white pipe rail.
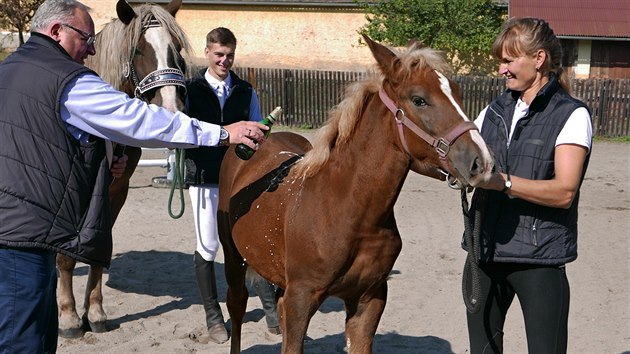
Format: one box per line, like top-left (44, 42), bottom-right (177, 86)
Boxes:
top-left (137, 159), bottom-right (168, 167)
top-left (138, 148), bottom-right (176, 181)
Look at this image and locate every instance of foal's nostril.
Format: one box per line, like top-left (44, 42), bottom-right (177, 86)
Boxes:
top-left (470, 156), bottom-right (482, 176)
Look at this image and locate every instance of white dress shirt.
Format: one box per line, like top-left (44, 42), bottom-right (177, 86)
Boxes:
top-left (60, 72), bottom-right (221, 148)
top-left (203, 70), bottom-right (263, 122)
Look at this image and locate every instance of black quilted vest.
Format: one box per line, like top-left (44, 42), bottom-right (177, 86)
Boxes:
top-left (0, 33), bottom-right (113, 267)
top-left (184, 69), bottom-right (253, 185)
top-left (467, 75), bottom-right (590, 265)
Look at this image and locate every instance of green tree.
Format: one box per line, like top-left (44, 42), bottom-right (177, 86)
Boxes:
top-left (0, 0), bottom-right (45, 45)
top-left (358, 0), bottom-right (505, 75)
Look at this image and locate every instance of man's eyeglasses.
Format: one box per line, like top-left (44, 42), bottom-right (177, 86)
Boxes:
top-left (62, 23), bottom-right (95, 46)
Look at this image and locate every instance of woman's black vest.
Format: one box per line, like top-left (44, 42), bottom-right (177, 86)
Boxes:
top-left (0, 33), bottom-right (113, 267)
top-left (468, 75), bottom-right (590, 265)
top-left (184, 69), bottom-right (253, 185)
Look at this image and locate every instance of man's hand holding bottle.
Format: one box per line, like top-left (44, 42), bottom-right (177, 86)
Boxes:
top-left (223, 121), bottom-right (269, 149)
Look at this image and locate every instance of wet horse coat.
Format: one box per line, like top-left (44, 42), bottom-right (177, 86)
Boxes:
top-left (56, 0), bottom-right (191, 338)
top-left (218, 35), bottom-right (495, 353)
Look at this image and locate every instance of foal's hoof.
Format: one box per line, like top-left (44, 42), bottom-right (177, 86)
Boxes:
top-left (58, 327), bottom-right (85, 339)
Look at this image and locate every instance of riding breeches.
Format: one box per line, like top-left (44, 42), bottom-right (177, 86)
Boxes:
top-left (189, 184), bottom-right (220, 262)
top-left (466, 262), bottom-right (570, 354)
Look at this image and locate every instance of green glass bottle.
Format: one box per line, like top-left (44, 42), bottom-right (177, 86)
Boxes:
top-left (235, 106), bottom-right (282, 160)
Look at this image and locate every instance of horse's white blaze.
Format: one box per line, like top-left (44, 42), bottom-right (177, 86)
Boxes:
top-left (435, 71), bottom-right (494, 167)
top-left (145, 27), bottom-right (179, 112)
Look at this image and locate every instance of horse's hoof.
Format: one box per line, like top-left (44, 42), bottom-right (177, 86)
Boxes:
top-left (81, 313), bottom-right (107, 333)
top-left (58, 327), bottom-right (85, 339)
top-left (88, 320), bottom-right (107, 333)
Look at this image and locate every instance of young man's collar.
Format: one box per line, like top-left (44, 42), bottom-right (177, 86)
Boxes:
top-left (204, 69), bottom-right (231, 89)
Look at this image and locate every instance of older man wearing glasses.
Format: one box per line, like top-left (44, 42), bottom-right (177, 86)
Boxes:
top-left (0, 0), bottom-right (269, 353)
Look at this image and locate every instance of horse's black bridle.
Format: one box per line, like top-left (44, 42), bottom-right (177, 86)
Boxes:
top-left (122, 17), bottom-right (186, 100)
top-left (130, 66), bottom-right (186, 99)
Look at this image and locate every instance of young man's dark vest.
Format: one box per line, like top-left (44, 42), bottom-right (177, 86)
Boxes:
top-left (468, 75), bottom-right (590, 265)
top-left (184, 69), bottom-right (253, 185)
top-left (0, 33), bottom-right (113, 267)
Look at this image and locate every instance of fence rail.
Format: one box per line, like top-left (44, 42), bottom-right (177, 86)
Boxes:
top-left (234, 67), bottom-right (629, 137)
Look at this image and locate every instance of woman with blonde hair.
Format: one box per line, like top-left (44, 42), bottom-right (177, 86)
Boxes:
top-left (464, 17), bottom-right (592, 353)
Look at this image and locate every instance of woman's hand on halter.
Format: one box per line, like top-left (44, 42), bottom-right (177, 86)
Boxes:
top-left (224, 121), bottom-right (269, 149)
top-left (475, 171), bottom-right (509, 192)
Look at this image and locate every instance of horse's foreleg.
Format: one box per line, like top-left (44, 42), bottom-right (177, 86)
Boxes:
top-left (56, 254), bottom-right (84, 338)
top-left (343, 282), bottom-right (388, 354)
top-left (76, 144), bottom-right (141, 335)
top-left (280, 285), bottom-right (323, 354)
top-left (83, 265), bottom-right (107, 333)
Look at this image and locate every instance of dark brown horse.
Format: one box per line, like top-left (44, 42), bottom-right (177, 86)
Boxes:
top-left (56, 0), bottom-right (192, 338)
top-left (217, 35), bottom-right (495, 353)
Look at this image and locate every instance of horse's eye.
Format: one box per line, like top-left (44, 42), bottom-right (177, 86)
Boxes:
top-left (412, 96), bottom-right (427, 107)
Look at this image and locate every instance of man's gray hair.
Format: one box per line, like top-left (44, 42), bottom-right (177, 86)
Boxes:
top-left (31, 0), bottom-right (90, 33)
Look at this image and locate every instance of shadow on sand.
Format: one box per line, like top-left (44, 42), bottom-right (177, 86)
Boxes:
top-left (242, 332), bottom-right (454, 354)
top-left (79, 249), bottom-right (454, 352)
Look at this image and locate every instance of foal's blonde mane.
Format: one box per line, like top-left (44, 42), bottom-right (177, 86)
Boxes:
top-left (86, 3), bottom-right (193, 90)
top-left (293, 42), bottom-right (452, 179)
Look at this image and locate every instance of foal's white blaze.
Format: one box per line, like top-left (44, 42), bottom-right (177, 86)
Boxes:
top-left (145, 27), bottom-right (179, 112)
top-left (435, 71), bottom-right (494, 178)
top-left (435, 71), bottom-right (469, 122)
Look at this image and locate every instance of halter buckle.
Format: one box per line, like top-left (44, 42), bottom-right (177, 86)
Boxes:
top-left (435, 138), bottom-right (450, 157)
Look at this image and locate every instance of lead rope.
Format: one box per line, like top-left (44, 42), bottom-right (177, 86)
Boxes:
top-left (461, 188), bottom-right (485, 314)
top-left (167, 148), bottom-right (186, 219)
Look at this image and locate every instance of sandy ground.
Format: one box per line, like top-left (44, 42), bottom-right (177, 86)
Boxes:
top-left (57, 136), bottom-right (629, 354)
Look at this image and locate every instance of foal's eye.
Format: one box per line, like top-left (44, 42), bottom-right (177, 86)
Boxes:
top-left (412, 96), bottom-right (428, 107)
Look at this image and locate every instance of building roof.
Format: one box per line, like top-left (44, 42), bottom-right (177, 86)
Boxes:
top-left (510, 0), bottom-right (630, 40)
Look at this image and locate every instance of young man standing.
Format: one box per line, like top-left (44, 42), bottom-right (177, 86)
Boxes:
top-left (184, 27), bottom-right (281, 344)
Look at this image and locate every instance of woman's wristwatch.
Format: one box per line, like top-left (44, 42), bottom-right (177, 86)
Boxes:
top-left (502, 173), bottom-right (512, 193)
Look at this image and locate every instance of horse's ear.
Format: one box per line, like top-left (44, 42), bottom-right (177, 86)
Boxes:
top-left (116, 0), bottom-right (136, 25)
top-left (362, 33), bottom-right (398, 74)
top-left (164, 0), bottom-right (183, 17)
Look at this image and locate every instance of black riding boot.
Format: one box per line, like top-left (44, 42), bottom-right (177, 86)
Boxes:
top-left (249, 270), bottom-right (281, 335)
top-left (194, 251), bottom-right (228, 343)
